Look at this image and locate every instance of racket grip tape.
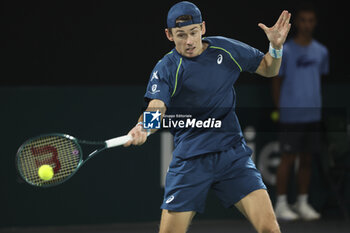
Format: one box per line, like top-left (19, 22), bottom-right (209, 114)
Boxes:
top-left (105, 135), bottom-right (133, 148)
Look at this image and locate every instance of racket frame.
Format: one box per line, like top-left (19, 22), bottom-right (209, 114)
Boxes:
top-left (16, 133), bottom-right (107, 188)
top-left (16, 133), bottom-right (134, 187)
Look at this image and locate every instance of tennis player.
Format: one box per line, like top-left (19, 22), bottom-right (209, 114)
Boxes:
top-left (125, 2), bottom-right (291, 233)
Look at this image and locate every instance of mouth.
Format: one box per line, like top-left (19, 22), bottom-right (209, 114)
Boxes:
top-left (186, 47), bottom-right (196, 53)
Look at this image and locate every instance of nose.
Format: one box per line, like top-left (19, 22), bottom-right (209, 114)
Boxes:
top-left (186, 37), bottom-right (194, 46)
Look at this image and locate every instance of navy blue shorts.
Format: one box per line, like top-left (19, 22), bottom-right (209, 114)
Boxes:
top-left (161, 143), bottom-right (266, 213)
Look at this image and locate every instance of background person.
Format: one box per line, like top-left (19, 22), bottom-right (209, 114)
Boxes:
top-left (272, 3), bottom-right (329, 221)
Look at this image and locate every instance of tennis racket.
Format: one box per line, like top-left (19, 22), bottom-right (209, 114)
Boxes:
top-left (16, 133), bottom-right (134, 187)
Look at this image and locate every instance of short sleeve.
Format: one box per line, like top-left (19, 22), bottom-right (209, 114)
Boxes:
top-left (320, 48), bottom-right (329, 75)
top-left (225, 38), bottom-right (265, 73)
top-left (144, 61), bottom-right (173, 107)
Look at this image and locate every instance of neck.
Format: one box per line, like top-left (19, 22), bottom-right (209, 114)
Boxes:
top-left (294, 33), bottom-right (313, 46)
top-left (194, 40), bottom-right (208, 56)
top-left (200, 41), bottom-right (209, 53)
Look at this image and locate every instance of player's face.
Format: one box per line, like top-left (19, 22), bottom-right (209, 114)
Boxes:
top-left (295, 11), bottom-right (317, 37)
top-left (166, 23), bottom-right (206, 58)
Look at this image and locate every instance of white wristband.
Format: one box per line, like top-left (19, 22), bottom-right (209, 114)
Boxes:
top-left (269, 43), bottom-right (283, 59)
top-left (136, 122), bottom-right (151, 136)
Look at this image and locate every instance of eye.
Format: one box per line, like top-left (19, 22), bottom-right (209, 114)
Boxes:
top-left (191, 30), bottom-right (199, 36)
top-left (177, 34), bottom-right (184, 38)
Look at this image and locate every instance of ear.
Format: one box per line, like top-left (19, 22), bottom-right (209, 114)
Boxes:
top-left (165, 28), bottom-right (174, 42)
top-left (201, 21), bottom-right (206, 36)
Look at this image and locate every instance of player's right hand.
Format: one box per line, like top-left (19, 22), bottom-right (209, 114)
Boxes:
top-left (123, 124), bottom-right (148, 147)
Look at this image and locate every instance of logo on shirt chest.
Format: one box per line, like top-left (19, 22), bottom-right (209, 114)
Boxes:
top-left (296, 55), bottom-right (316, 67)
top-left (217, 54), bottom-right (223, 64)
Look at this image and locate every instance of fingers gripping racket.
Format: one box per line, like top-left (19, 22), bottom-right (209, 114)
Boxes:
top-left (16, 133), bottom-right (133, 187)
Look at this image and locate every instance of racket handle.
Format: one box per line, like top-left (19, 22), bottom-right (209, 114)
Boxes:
top-left (105, 131), bottom-right (151, 148)
top-left (105, 135), bottom-right (132, 148)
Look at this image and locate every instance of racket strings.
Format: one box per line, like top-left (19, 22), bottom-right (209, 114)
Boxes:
top-left (17, 135), bottom-right (81, 186)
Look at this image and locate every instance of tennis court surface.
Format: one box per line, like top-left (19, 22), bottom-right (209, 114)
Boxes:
top-left (1, 219), bottom-right (349, 233)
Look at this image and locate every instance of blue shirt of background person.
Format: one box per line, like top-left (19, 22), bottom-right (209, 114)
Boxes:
top-left (278, 39), bottom-right (329, 123)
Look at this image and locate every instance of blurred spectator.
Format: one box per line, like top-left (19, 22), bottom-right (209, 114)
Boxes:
top-left (272, 3), bottom-right (329, 221)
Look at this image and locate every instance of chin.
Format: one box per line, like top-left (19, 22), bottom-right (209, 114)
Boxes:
top-left (185, 53), bottom-right (195, 58)
top-left (184, 50), bottom-right (198, 58)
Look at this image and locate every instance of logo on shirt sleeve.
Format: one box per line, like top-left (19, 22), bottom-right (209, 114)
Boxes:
top-left (151, 71), bottom-right (159, 81)
top-left (148, 84), bottom-right (160, 95)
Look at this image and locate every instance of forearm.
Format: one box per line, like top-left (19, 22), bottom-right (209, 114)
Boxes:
top-left (256, 52), bottom-right (282, 78)
top-left (136, 99), bottom-right (167, 134)
top-left (124, 99), bottom-right (166, 147)
top-left (264, 52), bottom-right (282, 77)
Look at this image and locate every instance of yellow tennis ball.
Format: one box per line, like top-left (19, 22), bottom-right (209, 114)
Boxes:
top-left (270, 110), bottom-right (280, 122)
top-left (38, 165), bottom-right (54, 181)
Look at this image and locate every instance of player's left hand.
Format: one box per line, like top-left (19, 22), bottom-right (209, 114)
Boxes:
top-left (258, 10), bottom-right (291, 49)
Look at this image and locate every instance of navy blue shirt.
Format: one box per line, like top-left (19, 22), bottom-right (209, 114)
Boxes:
top-left (144, 36), bottom-right (264, 159)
